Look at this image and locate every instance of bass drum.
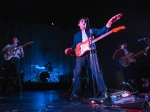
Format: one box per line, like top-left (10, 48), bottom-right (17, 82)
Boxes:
top-left (39, 71), bottom-right (50, 83)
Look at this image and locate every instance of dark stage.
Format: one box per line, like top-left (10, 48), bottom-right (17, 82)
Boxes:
top-left (1, 0), bottom-right (150, 112)
top-left (0, 82), bottom-right (150, 112)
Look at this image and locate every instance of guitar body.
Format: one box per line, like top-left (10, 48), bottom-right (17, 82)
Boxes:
top-left (75, 38), bottom-right (92, 57)
top-left (120, 53), bottom-right (136, 67)
top-left (4, 47), bottom-right (17, 60)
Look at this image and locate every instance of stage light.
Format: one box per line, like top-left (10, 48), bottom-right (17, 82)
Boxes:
top-left (100, 100), bottom-right (104, 103)
top-left (91, 100), bottom-right (95, 104)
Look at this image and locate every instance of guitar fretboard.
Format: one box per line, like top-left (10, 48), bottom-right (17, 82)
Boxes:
top-left (131, 50), bottom-right (145, 58)
top-left (92, 31), bottom-right (112, 43)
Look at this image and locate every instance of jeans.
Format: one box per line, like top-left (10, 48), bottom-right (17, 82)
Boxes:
top-left (73, 52), bottom-right (107, 93)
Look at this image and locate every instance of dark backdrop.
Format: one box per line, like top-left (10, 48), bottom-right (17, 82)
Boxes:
top-left (0, 0), bottom-right (150, 88)
top-left (0, 19), bottom-right (77, 82)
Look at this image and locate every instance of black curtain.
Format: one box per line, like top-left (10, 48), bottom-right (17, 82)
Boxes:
top-left (0, 19), bottom-right (76, 82)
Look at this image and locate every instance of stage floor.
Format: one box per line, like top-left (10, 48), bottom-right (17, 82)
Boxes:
top-left (0, 86), bottom-right (149, 112)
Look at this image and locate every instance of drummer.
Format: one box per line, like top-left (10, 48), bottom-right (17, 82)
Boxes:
top-left (44, 62), bottom-right (53, 72)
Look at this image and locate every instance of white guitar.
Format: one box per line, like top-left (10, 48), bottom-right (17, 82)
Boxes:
top-left (4, 41), bottom-right (33, 60)
top-left (75, 26), bottom-right (125, 57)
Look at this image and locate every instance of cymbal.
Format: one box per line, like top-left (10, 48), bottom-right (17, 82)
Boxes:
top-left (36, 67), bottom-right (45, 69)
top-left (53, 69), bottom-right (58, 70)
top-left (31, 65), bottom-right (39, 67)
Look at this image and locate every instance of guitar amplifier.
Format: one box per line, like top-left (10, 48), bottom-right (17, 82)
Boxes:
top-left (110, 91), bottom-right (135, 104)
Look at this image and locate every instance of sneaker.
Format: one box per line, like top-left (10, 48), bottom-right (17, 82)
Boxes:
top-left (69, 91), bottom-right (78, 101)
top-left (98, 92), bottom-right (109, 100)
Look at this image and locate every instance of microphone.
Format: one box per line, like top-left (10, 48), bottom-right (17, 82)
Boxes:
top-left (85, 18), bottom-right (89, 23)
top-left (126, 83), bottom-right (130, 85)
top-left (123, 82), bottom-right (126, 84)
top-left (138, 37), bottom-right (147, 42)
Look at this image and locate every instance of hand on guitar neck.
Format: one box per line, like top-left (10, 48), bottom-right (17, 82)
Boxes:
top-left (144, 46), bottom-right (149, 55)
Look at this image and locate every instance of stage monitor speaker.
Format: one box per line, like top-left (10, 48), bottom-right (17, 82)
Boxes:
top-left (110, 90), bottom-right (133, 104)
top-left (110, 91), bottom-right (149, 109)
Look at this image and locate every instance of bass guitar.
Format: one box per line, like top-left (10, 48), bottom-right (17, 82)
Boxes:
top-left (75, 26), bottom-right (125, 57)
top-left (120, 46), bottom-right (149, 67)
top-left (4, 41), bottom-right (33, 60)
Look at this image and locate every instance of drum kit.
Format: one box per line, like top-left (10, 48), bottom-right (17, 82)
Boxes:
top-left (31, 64), bottom-right (60, 83)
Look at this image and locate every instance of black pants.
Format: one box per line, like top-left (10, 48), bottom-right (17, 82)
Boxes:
top-left (3, 57), bottom-right (22, 92)
top-left (73, 52), bottom-right (107, 93)
top-left (119, 63), bottom-right (136, 83)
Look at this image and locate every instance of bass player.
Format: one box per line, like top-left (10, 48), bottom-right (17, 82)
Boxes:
top-left (113, 42), bottom-right (148, 90)
top-left (113, 42), bottom-right (135, 90)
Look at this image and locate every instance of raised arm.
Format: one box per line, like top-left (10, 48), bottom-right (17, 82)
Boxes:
top-left (106, 13), bottom-right (122, 28)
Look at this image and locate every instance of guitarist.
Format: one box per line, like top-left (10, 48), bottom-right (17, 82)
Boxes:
top-left (113, 42), bottom-right (137, 90)
top-left (1, 37), bottom-right (24, 95)
top-left (65, 13), bottom-right (122, 100)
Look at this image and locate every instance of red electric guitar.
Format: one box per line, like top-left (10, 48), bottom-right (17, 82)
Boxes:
top-left (75, 26), bottom-right (125, 57)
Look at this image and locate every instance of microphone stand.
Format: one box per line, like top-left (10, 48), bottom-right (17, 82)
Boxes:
top-left (29, 53), bottom-right (37, 80)
top-left (86, 18), bottom-right (97, 97)
top-left (144, 37), bottom-right (150, 46)
top-left (147, 37), bottom-right (149, 46)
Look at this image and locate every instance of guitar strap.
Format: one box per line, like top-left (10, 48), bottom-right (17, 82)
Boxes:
top-left (89, 29), bottom-right (96, 41)
top-left (89, 29), bottom-right (93, 38)
top-left (89, 29), bottom-right (96, 52)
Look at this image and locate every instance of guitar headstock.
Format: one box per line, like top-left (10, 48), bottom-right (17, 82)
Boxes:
top-left (112, 26), bottom-right (125, 33)
top-left (27, 41), bottom-right (33, 44)
top-left (145, 46), bottom-right (150, 52)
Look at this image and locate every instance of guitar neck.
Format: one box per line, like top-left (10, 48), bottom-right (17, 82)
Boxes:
top-left (92, 30), bottom-right (112, 43)
top-left (21, 43), bottom-right (28, 48)
top-left (91, 26), bottom-right (125, 43)
top-left (131, 49), bottom-right (145, 58)
top-left (16, 42), bottom-right (31, 50)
